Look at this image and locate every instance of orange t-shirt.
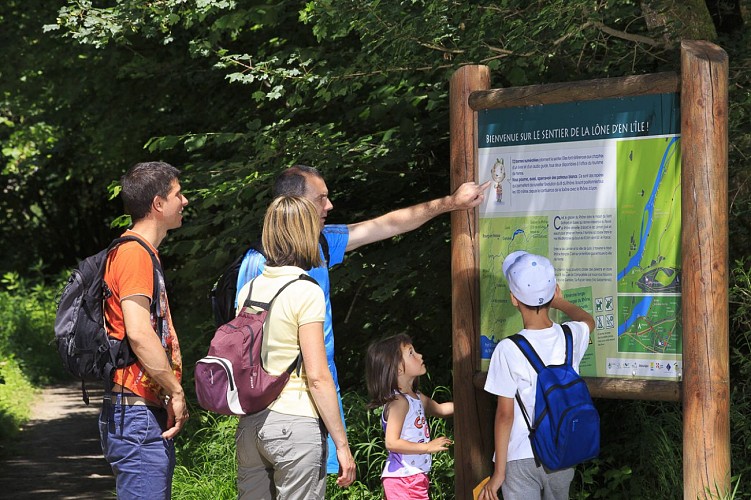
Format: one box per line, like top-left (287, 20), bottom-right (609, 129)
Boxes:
top-left (103, 231), bottom-right (182, 403)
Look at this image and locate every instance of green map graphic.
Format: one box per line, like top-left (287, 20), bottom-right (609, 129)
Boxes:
top-left (617, 295), bottom-right (682, 354)
top-left (479, 216), bottom-right (548, 365)
top-left (616, 136), bottom-right (682, 354)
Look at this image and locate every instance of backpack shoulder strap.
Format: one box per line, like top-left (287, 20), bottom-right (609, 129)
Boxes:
top-left (108, 236), bottom-right (161, 273)
top-left (243, 273), bottom-right (318, 375)
top-left (107, 236), bottom-right (164, 320)
top-left (510, 334), bottom-right (544, 439)
top-left (508, 334), bottom-right (546, 373)
top-left (244, 274), bottom-right (318, 311)
top-left (298, 273), bottom-right (319, 286)
top-left (108, 236), bottom-right (157, 259)
top-left (509, 333), bottom-right (544, 433)
top-left (318, 233), bottom-right (330, 264)
top-left (561, 324), bottom-right (574, 366)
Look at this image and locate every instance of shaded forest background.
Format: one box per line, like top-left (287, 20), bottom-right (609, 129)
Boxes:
top-left (2, 0), bottom-right (751, 497)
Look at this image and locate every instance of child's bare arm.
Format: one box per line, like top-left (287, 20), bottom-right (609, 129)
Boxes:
top-left (479, 396), bottom-right (514, 500)
top-left (420, 393), bottom-right (454, 418)
top-left (551, 285), bottom-right (595, 332)
top-left (384, 396), bottom-right (453, 454)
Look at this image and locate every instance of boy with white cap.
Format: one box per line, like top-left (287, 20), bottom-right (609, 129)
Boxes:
top-left (478, 251), bottom-right (595, 500)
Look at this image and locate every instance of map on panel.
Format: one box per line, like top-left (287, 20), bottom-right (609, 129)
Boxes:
top-left (616, 137), bottom-right (682, 357)
top-left (478, 93), bottom-right (682, 379)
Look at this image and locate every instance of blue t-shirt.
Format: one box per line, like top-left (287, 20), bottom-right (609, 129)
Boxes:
top-left (235, 224), bottom-right (349, 473)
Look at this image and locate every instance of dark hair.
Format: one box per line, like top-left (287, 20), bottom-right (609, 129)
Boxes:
top-left (518, 297), bottom-right (554, 314)
top-left (365, 333), bottom-right (419, 409)
top-left (120, 161), bottom-right (181, 222)
top-left (272, 165), bottom-right (323, 198)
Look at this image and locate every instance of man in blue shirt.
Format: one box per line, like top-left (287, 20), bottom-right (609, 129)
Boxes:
top-left (236, 165), bottom-right (490, 474)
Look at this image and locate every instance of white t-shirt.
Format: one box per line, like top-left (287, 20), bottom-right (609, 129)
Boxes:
top-left (484, 321), bottom-right (590, 462)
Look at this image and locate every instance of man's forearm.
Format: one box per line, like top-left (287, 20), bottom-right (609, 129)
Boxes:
top-left (346, 197), bottom-right (450, 250)
top-left (128, 331), bottom-right (183, 397)
top-left (345, 180), bottom-right (490, 251)
top-left (121, 297), bottom-right (183, 398)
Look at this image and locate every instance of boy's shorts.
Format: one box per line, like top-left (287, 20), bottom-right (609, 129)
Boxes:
top-left (382, 473), bottom-right (429, 499)
top-left (502, 458), bottom-right (574, 500)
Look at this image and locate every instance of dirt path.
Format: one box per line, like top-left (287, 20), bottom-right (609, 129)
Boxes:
top-left (0, 382), bottom-right (115, 499)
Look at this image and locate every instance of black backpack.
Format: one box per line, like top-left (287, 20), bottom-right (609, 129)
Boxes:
top-left (54, 236), bottom-right (163, 404)
top-left (209, 234), bottom-right (329, 328)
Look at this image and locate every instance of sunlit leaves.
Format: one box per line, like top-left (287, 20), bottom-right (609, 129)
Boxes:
top-left (1, 122), bottom-right (57, 177)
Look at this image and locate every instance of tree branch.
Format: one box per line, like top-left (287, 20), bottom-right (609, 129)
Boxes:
top-left (592, 20), bottom-right (669, 48)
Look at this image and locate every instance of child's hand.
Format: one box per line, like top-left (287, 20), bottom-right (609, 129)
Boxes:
top-left (478, 472), bottom-right (504, 500)
top-left (549, 283), bottom-right (596, 331)
top-left (426, 436), bottom-right (453, 453)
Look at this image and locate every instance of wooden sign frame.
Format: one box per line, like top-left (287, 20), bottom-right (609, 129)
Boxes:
top-left (449, 41), bottom-right (729, 499)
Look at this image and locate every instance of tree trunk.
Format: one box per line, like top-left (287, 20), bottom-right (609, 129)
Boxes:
top-left (640, 0), bottom-right (717, 42)
top-left (705, 0), bottom-right (745, 34)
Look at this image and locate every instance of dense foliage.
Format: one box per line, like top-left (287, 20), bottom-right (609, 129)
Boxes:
top-left (2, 0), bottom-right (750, 497)
top-left (0, 273), bottom-right (64, 453)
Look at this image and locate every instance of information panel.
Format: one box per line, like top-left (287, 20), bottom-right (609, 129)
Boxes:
top-left (478, 94), bottom-right (682, 380)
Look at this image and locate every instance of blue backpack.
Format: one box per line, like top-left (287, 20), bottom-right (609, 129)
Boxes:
top-left (510, 324), bottom-right (600, 471)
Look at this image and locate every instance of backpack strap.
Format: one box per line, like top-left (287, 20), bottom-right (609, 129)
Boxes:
top-left (508, 334), bottom-right (538, 435)
top-left (242, 274), bottom-right (319, 375)
top-left (562, 323), bottom-right (574, 367)
top-left (510, 324), bottom-right (575, 435)
top-left (247, 240), bottom-right (265, 258)
top-left (318, 233), bottom-right (330, 264)
top-left (99, 236), bottom-right (164, 395)
top-left (107, 236), bottom-right (165, 325)
top-left (508, 334), bottom-right (545, 373)
top-left (509, 324), bottom-right (575, 371)
top-left (242, 273), bottom-right (317, 311)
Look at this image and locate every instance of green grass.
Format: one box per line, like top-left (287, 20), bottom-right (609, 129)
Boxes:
top-left (0, 359), bottom-right (37, 456)
top-left (0, 273), bottom-right (57, 456)
top-left (173, 412), bottom-right (238, 499)
top-left (173, 386), bottom-right (456, 499)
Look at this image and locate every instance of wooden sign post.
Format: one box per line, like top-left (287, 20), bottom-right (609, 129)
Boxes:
top-left (680, 40), bottom-right (730, 499)
top-left (449, 65), bottom-right (491, 500)
top-left (449, 40), bottom-right (729, 499)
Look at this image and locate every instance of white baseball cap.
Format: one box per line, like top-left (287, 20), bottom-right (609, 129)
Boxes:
top-left (502, 251), bottom-right (557, 306)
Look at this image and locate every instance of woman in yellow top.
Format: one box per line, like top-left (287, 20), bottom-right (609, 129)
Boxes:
top-left (235, 196), bottom-right (356, 499)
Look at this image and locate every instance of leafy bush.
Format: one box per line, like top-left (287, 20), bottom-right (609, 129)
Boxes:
top-left (0, 272), bottom-right (66, 384)
top-left (0, 272), bottom-right (62, 452)
top-left (571, 399), bottom-right (682, 499)
top-left (173, 412), bottom-right (238, 499)
top-left (0, 0), bottom-right (749, 496)
top-left (0, 359), bottom-right (36, 454)
top-left (173, 384), bottom-right (456, 499)
top-left (729, 259), bottom-right (751, 498)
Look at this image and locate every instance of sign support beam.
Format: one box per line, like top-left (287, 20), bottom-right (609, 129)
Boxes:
top-left (680, 39), bottom-right (730, 500)
top-left (450, 64), bottom-right (492, 498)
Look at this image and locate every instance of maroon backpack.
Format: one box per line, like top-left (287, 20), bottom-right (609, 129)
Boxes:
top-left (195, 274), bottom-right (316, 415)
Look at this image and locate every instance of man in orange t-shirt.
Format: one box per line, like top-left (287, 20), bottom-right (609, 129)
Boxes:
top-left (99, 161), bottom-right (189, 500)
